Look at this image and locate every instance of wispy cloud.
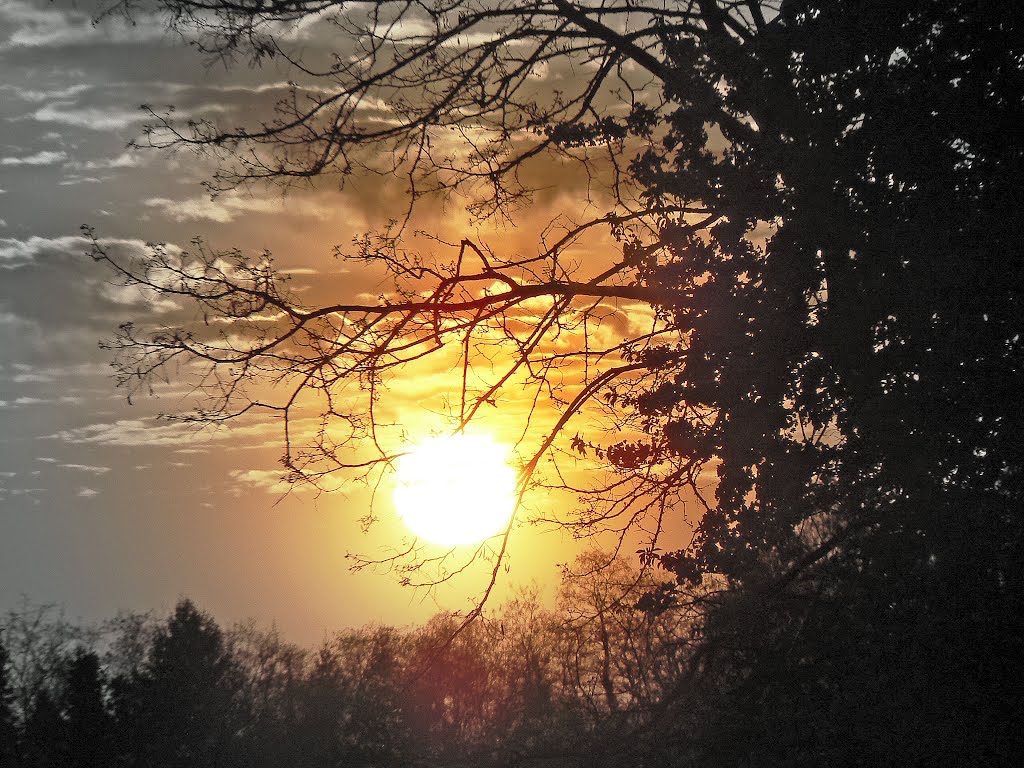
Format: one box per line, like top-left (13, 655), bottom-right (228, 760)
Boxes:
top-left (65, 151), bottom-right (147, 171)
top-left (45, 416), bottom-right (282, 448)
top-left (0, 234), bottom-right (151, 268)
top-left (3, 362), bottom-right (111, 383)
top-left (30, 101), bottom-right (146, 130)
top-left (0, 0), bottom-right (169, 50)
top-left (61, 463), bottom-right (112, 474)
top-left (0, 395), bottom-right (87, 408)
top-left (44, 418), bottom-right (199, 447)
top-left (229, 468), bottom-right (293, 495)
top-left (0, 149), bottom-right (67, 166)
top-left (142, 187), bottom-right (344, 224)
top-left (0, 82), bottom-right (92, 102)
top-left (143, 190), bottom-right (327, 224)
top-left (76, 487), bottom-right (99, 497)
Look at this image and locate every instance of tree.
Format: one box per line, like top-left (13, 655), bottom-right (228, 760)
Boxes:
top-left (21, 688), bottom-right (66, 768)
top-left (289, 627), bottom-right (408, 768)
top-left (0, 637), bottom-right (17, 768)
top-left (91, 1), bottom-right (1023, 760)
top-left (64, 651), bottom-right (115, 768)
top-left (120, 600), bottom-right (242, 768)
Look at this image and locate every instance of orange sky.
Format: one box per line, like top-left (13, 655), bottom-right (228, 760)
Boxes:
top-left (0, 0), bottom-right (706, 643)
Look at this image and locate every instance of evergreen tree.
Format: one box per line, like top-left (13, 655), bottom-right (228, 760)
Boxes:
top-left (64, 651), bottom-right (114, 768)
top-left (122, 600), bottom-right (241, 768)
top-left (21, 689), bottom-right (65, 768)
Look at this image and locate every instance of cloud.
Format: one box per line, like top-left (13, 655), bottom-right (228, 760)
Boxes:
top-left (60, 463), bottom-right (112, 474)
top-left (142, 190), bottom-right (332, 224)
top-left (0, 0), bottom-right (169, 50)
top-left (45, 416), bottom-right (282, 448)
top-left (64, 151), bottom-right (147, 171)
top-left (0, 234), bottom-right (151, 268)
top-left (29, 101), bottom-right (147, 130)
top-left (0, 394), bottom-right (87, 407)
top-left (76, 487), bottom-right (99, 497)
top-left (45, 417), bottom-right (200, 447)
top-left (0, 487), bottom-right (44, 496)
top-left (2, 362), bottom-right (111, 384)
top-left (228, 468), bottom-right (293, 494)
top-left (0, 149), bottom-right (67, 166)
top-left (97, 282), bottom-right (180, 313)
top-left (0, 82), bottom-right (92, 102)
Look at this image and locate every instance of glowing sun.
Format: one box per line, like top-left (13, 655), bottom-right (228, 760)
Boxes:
top-left (392, 433), bottom-right (518, 546)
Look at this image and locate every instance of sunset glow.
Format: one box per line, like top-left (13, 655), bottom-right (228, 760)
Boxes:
top-left (392, 433), bottom-right (518, 546)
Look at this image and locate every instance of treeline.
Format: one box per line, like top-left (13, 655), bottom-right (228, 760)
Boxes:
top-left (0, 558), bottom-right (696, 768)
top-left (3, 545), bottom-right (1021, 768)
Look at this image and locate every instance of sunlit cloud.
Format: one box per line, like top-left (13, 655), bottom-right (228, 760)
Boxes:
top-left (60, 463), bottom-right (112, 474)
top-left (45, 416), bottom-right (284, 448)
top-left (44, 418), bottom-right (202, 447)
top-left (76, 487), bottom-right (99, 497)
top-left (97, 282), bottom-right (180, 313)
top-left (143, 190), bottom-right (336, 224)
top-left (228, 468), bottom-right (294, 495)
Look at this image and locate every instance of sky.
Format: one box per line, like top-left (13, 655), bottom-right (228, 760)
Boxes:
top-left (0, 0), bottom-right (622, 643)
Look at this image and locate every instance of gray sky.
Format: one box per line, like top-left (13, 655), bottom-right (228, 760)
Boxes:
top-left (0, 0), bottom-right (596, 642)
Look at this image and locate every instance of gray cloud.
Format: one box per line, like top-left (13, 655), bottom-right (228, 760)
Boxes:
top-left (64, 150), bottom-right (147, 171)
top-left (29, 101), bottom-right (147, 130)
top-left (0, 82), bottom-right (92, 102)
top-left (0, 0), bottom-right (169, 50)
top-left (0, 149), bottom-right (67, 166)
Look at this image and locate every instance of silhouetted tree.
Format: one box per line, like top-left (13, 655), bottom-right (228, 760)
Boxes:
top-left (90, 1), bottom-right (1023, 763)
top-left (64, 650), bottom-right (114, 768)
top-left (0, 637), bottom-right (17, 768)
top-left (227, 623), bottom-right (308, 768)
top-left (288, 627), bottom-right (407, 768)
top-left (21, 688), bottom-right (66, 768)
top-left (121, 600), bottom-right (242, 768)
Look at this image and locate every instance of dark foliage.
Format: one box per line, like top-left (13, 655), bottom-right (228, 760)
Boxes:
top-left (0, 640), bottom-right (17, 768)
top-left (0, 586), bottom-right (692, 768)
top-left (87, 0), bottom-right (1024, 764)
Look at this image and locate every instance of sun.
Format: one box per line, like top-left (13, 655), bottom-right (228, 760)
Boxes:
top-left (392, 432), bottom-right (518, 546)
